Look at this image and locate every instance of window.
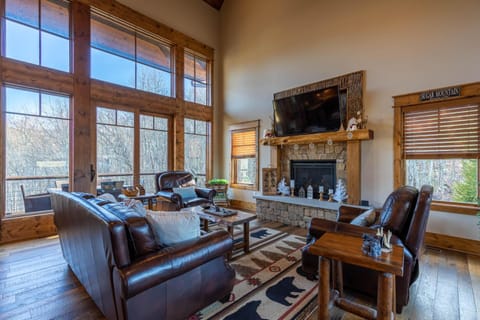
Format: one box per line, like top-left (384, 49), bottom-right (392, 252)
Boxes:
top-left (140, 114), bottom-right (169, 193)
top-left (184, 118), bottom-right (209, 186)
top-left (96, 107), bottom-right (134, 186)
top-left (4, 0), bottom-right (70, 72)
top-left (229, 120), bottom-right (259, 190)
top-left (184, 52), bottom-right (210, 105)
top-left (4, 86), bottom-right (70, 216)
top-left (91, 12), bottom-right (173, 96)
top-left (395, 89), bottom-right (480, 214)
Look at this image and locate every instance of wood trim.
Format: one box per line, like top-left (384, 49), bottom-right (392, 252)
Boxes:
top-left (393, 107), bottom-right (404, 189)
top-left (1, 58), bottom-right (74, 94)
top-left (346, 140), bottom-right (360, 205)
top-left (431, 202), bottom-right (479, 216)
top-left (393, 81), bottom-right (480, 107)
top-left (425, 232), bottom-right (480, 256)
top-left (229, 199), bottom-right (256, 212)
top-left (260, 129), bottom-right (373, 146)
top-left (77, 0), bottom-right (214, 58)
top-left (0, 214), bottom-right (57, 244)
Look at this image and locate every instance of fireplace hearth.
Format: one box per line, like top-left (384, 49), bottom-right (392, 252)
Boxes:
top-left (290, 160), bottom-right (336, 199)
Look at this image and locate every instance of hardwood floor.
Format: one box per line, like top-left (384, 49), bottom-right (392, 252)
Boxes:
top-left (0, 221), bottom-right (478, 320)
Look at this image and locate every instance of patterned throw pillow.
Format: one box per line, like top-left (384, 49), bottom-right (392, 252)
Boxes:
top-left (145, 210), bottom-right (201, 246)
top-left (172, 186), bottom-right (197, 199)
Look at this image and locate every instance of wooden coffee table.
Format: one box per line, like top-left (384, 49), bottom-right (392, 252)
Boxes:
top-left (190, 206), bottom-right (257, 259)
top-left (308, 232), bottom-right (404, 320)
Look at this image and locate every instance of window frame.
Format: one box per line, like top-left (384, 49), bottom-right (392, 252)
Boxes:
top-left (393, 85), bottom-right (480, 215)
top-left (183, 50), bottom-right (211, 106)
top-left (184, 118), bottom-right (211, 187)
top-left (229, 120), bottom-right (259, 191)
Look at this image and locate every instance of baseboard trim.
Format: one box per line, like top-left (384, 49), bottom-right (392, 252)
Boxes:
top-left (425, 232), bottom-right (480, 256)
top-left (229, 199), bottom-right (256, 212)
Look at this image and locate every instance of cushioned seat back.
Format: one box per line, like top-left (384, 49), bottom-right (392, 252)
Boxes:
top-left (155, 171), bottom-right (194, 191)
top-left (404, 185), bottom-right (433, 257)
top-left (101, 202), bottom-right (159, 258)
top-left (377, 186), bottom-right (419, 237)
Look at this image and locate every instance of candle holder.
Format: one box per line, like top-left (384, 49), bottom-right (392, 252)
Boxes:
top-left (290, 188), bottom-right (295, 197)
top-left (319, 192), bottom-right (324, 201)
top-left (328, 193), bottom-right (334, 202)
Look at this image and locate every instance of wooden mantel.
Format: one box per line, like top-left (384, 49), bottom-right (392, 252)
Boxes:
top-left (259, 128), bottom-right (373, 146)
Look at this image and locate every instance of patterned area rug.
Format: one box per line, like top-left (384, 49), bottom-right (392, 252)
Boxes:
top-left (189, 231), bottom-right (322, 320)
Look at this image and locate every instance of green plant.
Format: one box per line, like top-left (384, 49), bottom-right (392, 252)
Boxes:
top-left (207, 178), bottom-right (228, 185)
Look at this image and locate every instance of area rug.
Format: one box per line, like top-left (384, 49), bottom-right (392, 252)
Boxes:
top-left (189, 233), bottom-right (321, 320)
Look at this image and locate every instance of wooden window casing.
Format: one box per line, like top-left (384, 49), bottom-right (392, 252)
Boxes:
top-left (230, 120), bottom-right (259, 190)
top-left (393, 83), bottom-right (480, 215)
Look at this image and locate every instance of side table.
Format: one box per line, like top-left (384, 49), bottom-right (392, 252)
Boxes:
top-left (308, 232), bottom-right (404, 320)
top-left (118, 193), bottom-right (158, 210)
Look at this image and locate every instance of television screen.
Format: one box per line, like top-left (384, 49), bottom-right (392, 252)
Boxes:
top-left (273, 85), bottom-right (341, 137)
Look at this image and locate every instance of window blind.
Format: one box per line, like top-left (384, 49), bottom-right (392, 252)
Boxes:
top-left (231, 129), bottom-right (257, 159)
top-left (403, 104), bottom-right (480, 159)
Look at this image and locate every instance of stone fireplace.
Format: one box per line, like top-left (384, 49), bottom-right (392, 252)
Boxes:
top-left (280, 141), bottom-right (347, 196)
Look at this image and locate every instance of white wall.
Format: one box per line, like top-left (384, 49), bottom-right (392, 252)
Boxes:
top-left (220, 0), bottom-right (480, 240)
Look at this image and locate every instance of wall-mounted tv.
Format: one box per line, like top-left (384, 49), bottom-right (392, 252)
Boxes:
top-left (273, 85), bottom-right (341, 137)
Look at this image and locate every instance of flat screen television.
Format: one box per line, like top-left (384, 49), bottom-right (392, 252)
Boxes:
top-left (273, 85), bottom-right (341, 137)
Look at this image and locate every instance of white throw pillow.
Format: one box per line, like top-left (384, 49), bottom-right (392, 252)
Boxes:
top-left (145, 210), bottom-right (201, 246)
top-left (350, 208), bottom-right (376, 227)
top-left (97, 193), bottom-right (117, 203)
top-left (172, 186), bottom-right (197, 199)
top-left (123, 199), bottom-right (146, 217)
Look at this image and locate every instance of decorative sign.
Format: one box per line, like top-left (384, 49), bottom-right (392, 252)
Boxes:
top-left (419, 86), bottom-right (461, 101)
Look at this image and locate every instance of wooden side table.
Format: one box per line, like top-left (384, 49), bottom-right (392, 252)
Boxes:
top-left (308, 232), bottom-right (404, 320)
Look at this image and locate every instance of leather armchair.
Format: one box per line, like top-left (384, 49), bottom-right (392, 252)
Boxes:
top-left (300, 185), bottom-right (433, 313)
top-left (155, 171), bottom-right (215, 209)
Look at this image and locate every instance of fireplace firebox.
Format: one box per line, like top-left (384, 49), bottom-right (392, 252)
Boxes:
top-left (290, 160), bottom-right (336, 199)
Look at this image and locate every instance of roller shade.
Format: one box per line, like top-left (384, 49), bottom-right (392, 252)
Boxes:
top-left (403, 104), bottom-right (480, 159)
top-left (231, 129), bottom-right (257, 159)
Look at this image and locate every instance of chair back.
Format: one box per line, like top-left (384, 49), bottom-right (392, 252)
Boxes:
top-left (404, 185), bottom-right (433, 258)
top-left (155, 171), bottom-right (194, 191)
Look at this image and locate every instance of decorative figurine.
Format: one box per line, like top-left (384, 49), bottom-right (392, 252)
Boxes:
top-left (332, 179), bottom-right (348, 203)
top-left (347, 117), bottom-right (358, 131)
top-left (277, 177), bottom-right (290, 196)
top-left (307, 184), bottom-right (313, 199)
top-left (362, 234), bottom-right (382, 258)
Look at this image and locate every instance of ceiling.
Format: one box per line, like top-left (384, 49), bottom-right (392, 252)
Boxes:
top-left (203, 0), bottom-right (224, 10)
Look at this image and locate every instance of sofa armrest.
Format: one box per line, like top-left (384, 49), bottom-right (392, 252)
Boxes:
top-left (338, 205), bottom-right (369, 223)
top-left (113, 230), bottom-right (233, 299)
top-left (195, 187), bottom-right (216, 201)
top-left (156, 190), bottom-right (183, 208)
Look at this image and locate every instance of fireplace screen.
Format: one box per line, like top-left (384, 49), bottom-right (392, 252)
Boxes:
top-left (290, 160), bottom-right (336, 199)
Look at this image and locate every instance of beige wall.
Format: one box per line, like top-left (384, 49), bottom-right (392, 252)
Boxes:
top-left (220, 0), bottom-right (480, 240)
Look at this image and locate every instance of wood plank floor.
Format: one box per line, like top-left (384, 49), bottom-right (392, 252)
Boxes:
top-left (0, 220), bottom-right (478, 320)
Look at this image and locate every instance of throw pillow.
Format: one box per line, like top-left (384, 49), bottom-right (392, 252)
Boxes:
top-left (123, 198), bottom-right (146, 217)
top-left (146, 210), bottom-right (201, 246)
top-left (172, 186), bottom-right (197, 199)
top-left (350, 208), bottom-right (376, 227)
top-left (97, 193), bottom-right (118, 203)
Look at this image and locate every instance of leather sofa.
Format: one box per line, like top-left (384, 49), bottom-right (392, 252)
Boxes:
top-left (51, 191), bottom-right (235, 320)
top-left (155, 171), bottom-right (216, 209)
top-left (300, 185), bottom-right (433, 313)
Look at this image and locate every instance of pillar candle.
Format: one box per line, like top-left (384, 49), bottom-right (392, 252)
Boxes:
top-left (290, 180), bottom-right (295, 188)
top-left (319, 186), bottom-right (324, 193)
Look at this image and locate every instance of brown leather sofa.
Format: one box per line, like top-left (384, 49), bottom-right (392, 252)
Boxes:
top-left (51, 191), bottom-right (235, 320)
top-left (155, 171), bottom-right (216, 209)
top-left (300, 185), bottom-right (433, 313)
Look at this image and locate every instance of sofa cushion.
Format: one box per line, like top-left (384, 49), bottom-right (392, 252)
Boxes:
top-left (173, 186), bottom-right (197, 200)
top-left (146, 210), bottom-right (200, 246)
top-left (350, 208), bottom-right (376, 227)
top-left (102, 202), bottom-right (158, 258)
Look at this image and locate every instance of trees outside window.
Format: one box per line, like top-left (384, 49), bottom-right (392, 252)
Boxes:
top-left (184, 118), bottom-right (209, 186)
top-left (184, 52), bottom-right (210, 106)
top-left (4, 86), bottom-right (70, 215)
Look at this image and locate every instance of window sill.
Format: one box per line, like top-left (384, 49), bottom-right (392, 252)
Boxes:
top-left (230, 183), bottom-right (257, 191)
top-left (431, 202), bottom-right (479, 216)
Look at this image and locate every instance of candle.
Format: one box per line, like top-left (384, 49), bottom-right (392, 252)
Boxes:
top-left (290, 179), bottom-right (295, 188)
top-left (328, 188), bottom-right (334, 195)
top-left (319, 186), bottom-right (324, 193)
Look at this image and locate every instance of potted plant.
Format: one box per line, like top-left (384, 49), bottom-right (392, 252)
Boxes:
top-left (206, 179), bottom-right (229, 206)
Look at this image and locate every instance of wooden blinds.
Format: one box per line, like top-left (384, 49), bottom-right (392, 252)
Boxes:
top-left (231, 129), bottom-right (257, 159)
top-left (403, 104), bottom-right (480, 159)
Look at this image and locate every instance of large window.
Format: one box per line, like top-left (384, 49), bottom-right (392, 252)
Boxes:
top-left (184, 52), bottom-right (210, 105)
top-left (96, 107), bottom-right (134, 186)
top-left (229, 121), bottom-right (259, 190)
top-left (4, 0), bottom-right (70, 72)
top-left (396, 94), bottom-right (480, 214)
top-left (140, 114), bottom-right (169, 193)
top-left (4, 86), bottom-right (70, 216)
top-left (91, 12), bottom-right (173, 96)
top-left (184, 118), bottom-right (209, 186)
